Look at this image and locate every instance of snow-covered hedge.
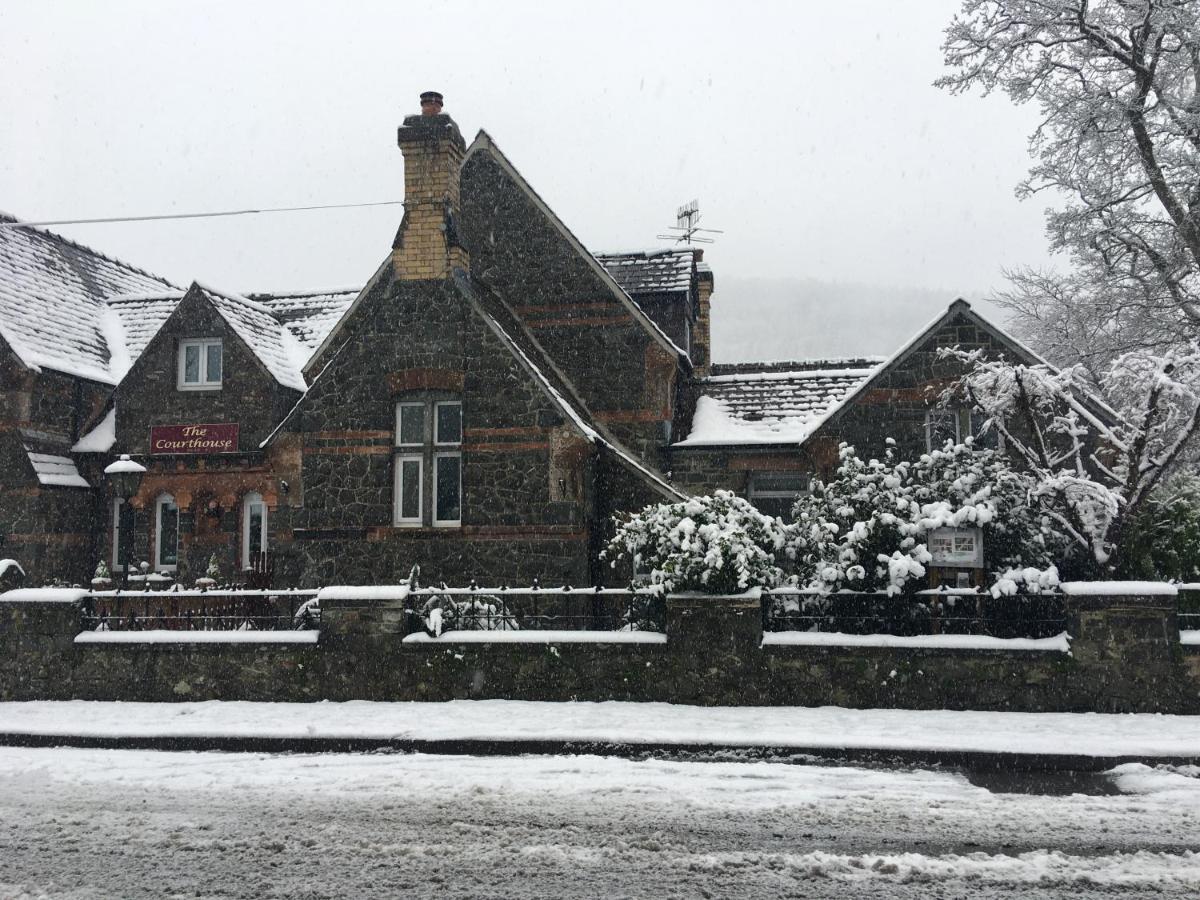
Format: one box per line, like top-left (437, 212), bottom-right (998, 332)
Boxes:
top-left (789, 440), bottom-right (1070, 596)
top-left (604, 491), bottom-right (789, 596)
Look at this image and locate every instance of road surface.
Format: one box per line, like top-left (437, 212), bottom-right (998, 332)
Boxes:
top-left (0, 748), bottom-right (1197, 898)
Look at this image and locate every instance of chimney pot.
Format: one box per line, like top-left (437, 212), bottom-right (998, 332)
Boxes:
top-left (419, 91), bottom-right (444, 116)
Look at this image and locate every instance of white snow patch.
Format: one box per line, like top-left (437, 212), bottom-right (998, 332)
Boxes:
top-left (24, 450), bottom-right (89, 488)
top-left (98, 304), bottom-right (132, 381)
top-left (75, 630), bottom-right (320, 645)
top-left (1060, 581), bottom-right (1177, 596)
top-left (0, 588), bottom-right (87, 604)
top-left (71, 408), bottom-right (116, 453)
top-left (402, 630), bottom-right (667, 644)
top-left (4, 700), bottom-right (1200, 757)
top-left (316, 585), bottom-right (410, 602)
top-left (675, 394), bottom-right (814, 446)
top-left (1181, 630), bottom-right (1200, 646)
top-left (0, 559), bottom-right (25, 578)
top-left (763, 631), bottom-right (1070, 652)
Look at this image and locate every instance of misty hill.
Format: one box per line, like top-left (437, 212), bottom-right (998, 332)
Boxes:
top-left (709, 276), bottom-right (1009, 363)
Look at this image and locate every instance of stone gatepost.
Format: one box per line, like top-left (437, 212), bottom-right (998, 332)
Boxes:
top-left (665, 588), bottom-right (763, 705)
top-left (317, 586), bottom-right (412, 646)
top-left (0, 588), bottom-right (84, 700)
top-left (1059, 582), bottom-right (1191, 713)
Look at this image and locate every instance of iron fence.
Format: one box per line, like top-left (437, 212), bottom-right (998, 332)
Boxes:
top-left (404, 581), bottom-right (663, 636)
top-left (765, 588), bottom-right (1067, 639)
top-left (80, 588), bottom-right (320, 632)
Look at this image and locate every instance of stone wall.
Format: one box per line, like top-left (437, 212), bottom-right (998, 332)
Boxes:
top-left (460, 148), bottom-right (680, 462)
top-left (2, 585), bottom-right (1197, 713)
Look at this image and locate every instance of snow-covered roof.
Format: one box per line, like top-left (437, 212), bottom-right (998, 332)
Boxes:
top-left (250, 288), bottom-right (359, 354)
top-left (0, 215), bottom-right (178, 383)
top-left (594, 248), bottom-right (699, 296)
top-left (674, 361), bottom-right (878, 447)
top-left (72, 408), bottom-right (116, 453)
top-left (25, 449), bottom-right (89, 488)
top-left (197, 285), bottom-right (309, 392)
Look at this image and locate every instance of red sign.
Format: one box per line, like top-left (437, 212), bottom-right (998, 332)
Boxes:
top-left (150, 423), bottom-right (239, 455)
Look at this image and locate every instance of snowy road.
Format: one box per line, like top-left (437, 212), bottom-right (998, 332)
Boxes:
top-left (0, 749), bottom-right (1198, 899)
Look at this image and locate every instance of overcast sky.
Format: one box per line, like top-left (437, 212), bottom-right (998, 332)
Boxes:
top-left (0, 1), bottom-right (1055, 358)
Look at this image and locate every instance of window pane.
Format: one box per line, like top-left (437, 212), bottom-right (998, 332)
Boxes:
top-left (398, 404), bottom-right (424, 445)
top-left (435, 454), bottom-right (461, 523)
top-left (436, 403), bottom-right (462, 444)
top-left (751, 473), bottom-right (807, 496)
top-left (183, 345), bottom-right (200, 383)
top-left (400, 459), bottom-right (421, 520)
top-left (159, 501), bottom-right (178, 567)
top-left (206, 342), bottom-right (222, 383)
top-left (249, 503), bottom-right (265, 553)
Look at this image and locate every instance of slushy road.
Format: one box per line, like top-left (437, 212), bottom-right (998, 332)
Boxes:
top-left (0, 748), bottom-right (1197, 898)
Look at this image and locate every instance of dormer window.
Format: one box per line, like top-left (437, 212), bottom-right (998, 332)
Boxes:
top-left (178, 339), bottom-right (223, 390)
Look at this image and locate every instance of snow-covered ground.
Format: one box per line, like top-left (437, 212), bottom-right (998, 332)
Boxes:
top-left (3, 700), bottom-right (1200, 758)
top-left (0, 747), bottom-right (1197, 898)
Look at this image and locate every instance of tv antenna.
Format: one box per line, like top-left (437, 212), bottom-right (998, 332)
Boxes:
top-left (657, 199), bottom-right (723, 245)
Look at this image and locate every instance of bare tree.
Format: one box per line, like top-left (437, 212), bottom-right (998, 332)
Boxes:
top-left (938, 1), bottom-right (1200, 365)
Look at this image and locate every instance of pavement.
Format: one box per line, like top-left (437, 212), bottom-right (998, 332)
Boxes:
top-left (2, 699), bottom-right (1200, 770)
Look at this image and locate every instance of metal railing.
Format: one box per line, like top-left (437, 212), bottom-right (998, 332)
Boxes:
top-left (80, 588), bottom-right (320, 632)
top-left (765, 588), bottom-right (1067, 639)
top-left (404, 580), bottom-right (663, 636)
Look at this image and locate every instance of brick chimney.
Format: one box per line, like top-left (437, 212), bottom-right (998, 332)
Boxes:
top-left (693, 252), bottom-right (715, 377)
top-left (392, 91), bottom-right (469, 280)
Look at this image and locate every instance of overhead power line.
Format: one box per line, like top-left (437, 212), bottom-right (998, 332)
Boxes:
top-left (0, 199), bottom-right (404, 229)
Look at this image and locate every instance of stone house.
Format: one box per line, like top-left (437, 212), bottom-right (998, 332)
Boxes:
top-left (0, 93), bottom-right (1050, 588)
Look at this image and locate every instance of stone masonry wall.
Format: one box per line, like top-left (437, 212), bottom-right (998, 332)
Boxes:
top-left (460, 149), bottom-right (679, 463)
top-left (3, 588), bottom-right (1196, 713)
top-left (286, 275), bottom-right (594, 587)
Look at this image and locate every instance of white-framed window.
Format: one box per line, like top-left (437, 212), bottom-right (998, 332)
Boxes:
top-left (393, 399), bottom-right (462, 527)
top-left (111, 498), bottom-right (135, 571)
top-left (154, 493), bottom-right (179, 572)
top-left (925, 408), bottom-right (964, 452)
top-left (241, 492), bottom-right (268, 569)
top-left (177, 338), bottom-right (223, 390)
top-left (748, 471), bottom-right (809, 520)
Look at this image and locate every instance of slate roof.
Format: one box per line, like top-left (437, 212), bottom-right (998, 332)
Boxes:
top-left (0, 215), bottom-right (177, 383)
top-left (106, 292), bottom-right (185, 369)
top-left (251, 288), bottom-right (358, 354)
top-left (594, 248), bottom-right (698, 296)
top-left (674, 358), bottom-right (883, 447)
top-left (197, 286), bottom-right (309, 392)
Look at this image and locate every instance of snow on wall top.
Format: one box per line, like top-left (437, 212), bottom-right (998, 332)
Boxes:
top-left (0, 215), bottom-right (177, 383)
top-left (594, 248), bottom-right (699, 296)
top-left (250, 288), bottom-right (359, 352)
top-left (674, 361), bottom-right (878, 447)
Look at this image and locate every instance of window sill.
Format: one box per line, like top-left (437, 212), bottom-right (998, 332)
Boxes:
top-left (176, 384), bottom-right (223, 392)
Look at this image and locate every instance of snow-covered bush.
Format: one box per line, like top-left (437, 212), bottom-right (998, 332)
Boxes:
top-left (420, 593), bottom-right (519, 636)
top-left (946, 344), bottom-right (1200, 576)
top-left (604, 490), bottom-right (789, 596)
top-left (789, 440), bottom-right (1068, 595)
